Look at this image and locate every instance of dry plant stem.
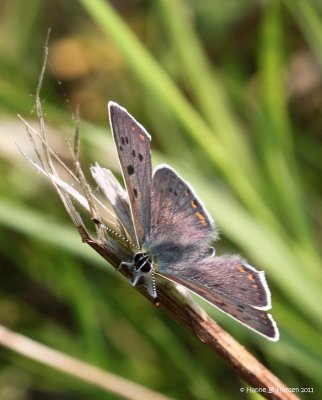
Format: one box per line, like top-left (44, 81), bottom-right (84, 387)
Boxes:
top-left (153, 284), bottom-right (299, 400)
top-left (0, 324), bottom-right (172, 400)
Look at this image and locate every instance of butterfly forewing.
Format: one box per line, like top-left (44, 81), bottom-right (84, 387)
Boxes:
top-left (109, 102), bottom-right (152, 246)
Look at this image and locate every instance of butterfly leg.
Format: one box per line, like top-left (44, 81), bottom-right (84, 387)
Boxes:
top-left (117, 261), bottom-right (133, 271)
top-left (117, 261), bottom-right (136, 280)
top-left (130, 268), bottom-right (156, 299)
top-left (118, 257), bottom-right (157, 298)
top-left (117, 261), bottom-right (144, 285)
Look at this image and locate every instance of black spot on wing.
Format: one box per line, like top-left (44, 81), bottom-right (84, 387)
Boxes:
top-left (133, 188), bottom-right (138, 198)
top-left (139, 153), bottom-right (143, 162)
top-left (127, 165), bottom-right (135, 175)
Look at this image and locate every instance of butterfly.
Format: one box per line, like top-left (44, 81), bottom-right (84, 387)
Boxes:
top-left (98, 101), bottom-right (279, 341)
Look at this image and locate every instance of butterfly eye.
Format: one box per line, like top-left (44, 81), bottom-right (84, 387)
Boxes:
top-left (140, 261), bottom-right (152, 273)
top-left (133, 252), bottom-right (143, 263)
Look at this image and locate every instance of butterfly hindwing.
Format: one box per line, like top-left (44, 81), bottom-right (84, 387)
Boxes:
top-left (160, 255), bottom-right (271, 310)
top-left (159, 266), bottom-right (278, 340)
top-left (109, 102), bottom-right (152, 245)
top-left (90, 164), bottom-right (136, 241)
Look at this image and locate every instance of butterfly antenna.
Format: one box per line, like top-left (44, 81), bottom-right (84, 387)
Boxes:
top-left (92, 218), bottom-right (139, 250)
top-left (152, 272), bottom-right (157, 298)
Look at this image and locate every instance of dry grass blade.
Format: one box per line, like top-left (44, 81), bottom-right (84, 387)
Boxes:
top-left (0, 324), bottom-right (173, 400)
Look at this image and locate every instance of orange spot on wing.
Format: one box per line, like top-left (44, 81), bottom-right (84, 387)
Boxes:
top-left (252, 284), bottom-right (258, 289)
top-left (196, 211), bottom-right (208, 226)
top-left (191, 200), bottom-right (197, 208)
top-left (238, 266), bottom-right (246, 273)
top-left (247, 274), bottom-right (254, 282)
top-left (139, 133), bottom-right (145, 141)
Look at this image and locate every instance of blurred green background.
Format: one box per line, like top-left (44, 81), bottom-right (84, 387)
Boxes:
top-left (1, 0), bottom-right (322, 399)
